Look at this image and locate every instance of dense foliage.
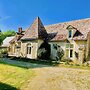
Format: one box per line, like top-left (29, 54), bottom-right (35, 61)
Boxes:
top-left (37, 41), bottom-right (51, 60)
top-left (0, 49), bottom-right (8, 57)
top-left (0, 33), bottom-right (5, 45)
top-left (53, 44), bottom-right (64, 62)
top-left (0, 30), bottom-right (16, 45)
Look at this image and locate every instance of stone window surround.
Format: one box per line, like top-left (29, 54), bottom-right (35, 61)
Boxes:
top-left (27, 43), bottom-right (32, 54)
top-left (66, 43), bottom-right (74, 58)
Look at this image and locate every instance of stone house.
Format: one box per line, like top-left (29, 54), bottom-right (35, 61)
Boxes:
top-left (7, 17), bottom-right (90, 63)
top-left (8, 27), bottom-right (25, 57)
top-left (0, 36), bottom-right (15, 52)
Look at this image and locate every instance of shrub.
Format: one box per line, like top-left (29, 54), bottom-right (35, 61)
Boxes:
top-left (65, 61), bottom-right (70, 65)
top-left (0, 52), bottom-right (2, 58)
top-left (75, 64), bottom-right (80, 66)
top-left (53, 44), bottom-right (64, 62)
top-left (37, 48), bottom-right (47, 58)
top-left (61, 58), bottom-right (72, 62)
top-left (0, 49), bottom-right (8, 57)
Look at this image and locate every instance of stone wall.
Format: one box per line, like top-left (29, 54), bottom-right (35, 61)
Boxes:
top-left (78, 45), bottom-right (85, 64)
top-left (86, 31), bottom-right (90, 61)
top-left (8, 43), bottom-right (15, 56)
top-left (74, 40), bottom-right (87, 63)
top-left (21, 40), bottom-right (38, 59)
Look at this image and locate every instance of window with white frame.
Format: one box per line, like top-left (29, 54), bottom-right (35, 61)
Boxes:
top-left (66, 25), bottom-right (74, 38)
top-left (66, 43), bottom-right (73, 58)
top-left (27, 44), bottom-right (31, 54)
top-left (68, 30), bottom-right (72, 38)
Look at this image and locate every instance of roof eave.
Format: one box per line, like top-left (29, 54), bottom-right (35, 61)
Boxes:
top-left (21, 38), bottom-right (38, 41)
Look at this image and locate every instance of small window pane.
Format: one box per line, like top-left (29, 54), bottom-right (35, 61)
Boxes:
top-left (29, 47), bottom-right (31, 54)
top-left (69, 30), bottom-right (72, 38)
top-left (70, 44), bottom-right (73, 48)
top-left (66, 49), bottom-right (69, 58)
top-left (66, 44), bottom-right (69, 48)
top-left (27, 46), bottom-right (31, 54)
top-left (70, 50), bottom-right (73, 58)
top-left (27, 47), bottom-right (28, 54)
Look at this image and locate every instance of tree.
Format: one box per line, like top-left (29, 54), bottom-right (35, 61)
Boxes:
top-left (0, 33), bottom-right (5, 45)
top-left (3, 30), bottom-right (16, 37)
top-left (37, 41), bottom-right (51, 60)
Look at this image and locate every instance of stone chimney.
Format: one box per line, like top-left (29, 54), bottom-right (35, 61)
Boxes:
top-left (18, 27), bottom-right (22, 33)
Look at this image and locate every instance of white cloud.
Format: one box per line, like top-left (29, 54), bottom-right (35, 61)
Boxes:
top-left (0, 16), bottom-right (11, 21)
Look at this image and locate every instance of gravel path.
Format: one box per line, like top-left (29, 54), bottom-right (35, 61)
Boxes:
top-left (24, 67), bottom-right (90, 90)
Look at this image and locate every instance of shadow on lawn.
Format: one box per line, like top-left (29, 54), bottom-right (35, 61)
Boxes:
top-left (0, 82), bottom-right (18, 90)
top-left (0, 58), bottom-right (53, 69)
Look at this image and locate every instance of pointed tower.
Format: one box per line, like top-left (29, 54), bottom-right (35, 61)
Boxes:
top-left (20, 17), bottom-right (49, 59)
top-left (21, 17), bottom-right (47, 40)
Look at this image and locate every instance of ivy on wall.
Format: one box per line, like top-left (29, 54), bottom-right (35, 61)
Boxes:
top-left (53, 44), bottom-right (64, 62)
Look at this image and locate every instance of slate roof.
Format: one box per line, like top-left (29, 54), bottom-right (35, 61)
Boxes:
top-left (21, 17), bottom-right (48, 41)
top-left (10, 34), bottom-right (24, 43)
top-left (2, 36), bottom-right (15, 47)
top-left (45, 18), bottom-right (90, 41)
top-left (21, 17), bottom-right (90, 41)
top-left (10, 30), bottom-right (26, 43)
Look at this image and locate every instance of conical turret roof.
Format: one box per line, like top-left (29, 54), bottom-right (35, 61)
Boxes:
top-left (21, 17), bottom-right (48, 40)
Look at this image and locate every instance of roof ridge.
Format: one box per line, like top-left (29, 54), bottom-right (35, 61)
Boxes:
top-left (45, 17), bottom-right (90, 27)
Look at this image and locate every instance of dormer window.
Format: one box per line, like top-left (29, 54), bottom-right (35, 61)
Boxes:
top-left (66, 25), bottom-right (76, 39)
top-left (69, 30), bottom-right (72, 38)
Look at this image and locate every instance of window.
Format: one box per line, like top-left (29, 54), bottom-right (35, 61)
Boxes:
top-left (66, 25), bottom-right (75, 38)
top-left (66, 49), bottom-right (69, 57)
top-left (70, 44), bottom-right (73, 48)
top-left (27, 44), bottom-right (31, 54)
top-left (66, 44), bottom-right (73, 49)
top-left (66, 44), bottom-right (69, 48)
top-left (66, 43), bottom-right (73, 58)
top-left (27, 47), bottom-right (31, 54)
top-left (69, 30), bottom-right (72, 38)
top-left (70, 49), bottom-right (73, 58)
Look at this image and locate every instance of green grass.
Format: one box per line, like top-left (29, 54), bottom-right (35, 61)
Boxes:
top-left (9, 57), bottom-right (53, 65)
top-left (0, 62), bottom-right (35, 90)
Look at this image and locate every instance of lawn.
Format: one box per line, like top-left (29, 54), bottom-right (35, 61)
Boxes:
top-left (0, 60), bottom-right (35, 90)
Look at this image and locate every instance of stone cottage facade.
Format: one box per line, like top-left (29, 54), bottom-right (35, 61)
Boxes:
top-left (1, 36), bottom-right (15, 50)
top-left (7, 17), bottom-right (90, 63)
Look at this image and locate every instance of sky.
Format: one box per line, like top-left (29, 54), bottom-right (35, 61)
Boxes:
top-left (0, 0), bottom-right (90, 32)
